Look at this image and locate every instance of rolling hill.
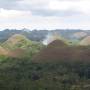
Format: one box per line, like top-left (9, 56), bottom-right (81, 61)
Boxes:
top-left (0, 34), bottom-right (44, 58)
top-left (47, 39), bottom-right (67, 48)
top-left (2, 34), bottom-right (32, 50)
top-left (7, 48), bottom-right (29, 58)
top-left (0, 30), bottom-right (90, 90)
top-left (73, 32), bottom-right (87, 39)
top-left (0, 29), bottom-right (90, 43)
top-left (33, 39), bottom-right (90, 63)
top-left (79, 36), bottom-right (90, 46)
top-left (0, 46), bottom-right (8, 55)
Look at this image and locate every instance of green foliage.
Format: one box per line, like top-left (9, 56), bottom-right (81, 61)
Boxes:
top-left (0, 32), bottom-right (90, 90)
top-left (68, 40), bottom-right (80, 46)
top-left (0, 57), bottom-right (90, 90)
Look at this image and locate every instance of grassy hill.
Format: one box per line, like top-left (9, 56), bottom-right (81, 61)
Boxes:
top-left (0, 46), bottom-right (8, 56)
top-left (0, 34), bottom-right (44, 58)
top-left (2, 34), bottom-right (32, 50)
top-left (79, 36), bottom-right (90, 46)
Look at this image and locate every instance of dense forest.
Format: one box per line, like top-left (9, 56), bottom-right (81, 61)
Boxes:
top-left (0, 56), bottom-right (90, 90)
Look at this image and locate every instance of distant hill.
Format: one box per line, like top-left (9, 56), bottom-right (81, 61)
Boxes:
top-left (2, 34), bottom-right (32, 50)
top-left (0, 34), bottom-right (44, 58)
top-left (0, 29), bottom-right (48, 42)
top-left (0, 29), bottom-right (90, 43)
top-left (73, 32), bottom-right (87, 39)
top-left (79, 36), bottom-right (90, 46)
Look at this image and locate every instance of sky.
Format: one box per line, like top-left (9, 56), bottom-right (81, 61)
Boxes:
top-left (0, 0), bottom-right (90, 30)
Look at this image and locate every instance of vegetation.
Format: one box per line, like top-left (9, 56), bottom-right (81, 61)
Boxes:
top-left (2, 34), bottom-right (37, 50)
top-left (0, 57), bottom-right (90, 90)
top-left (0, 34), bottom-right (44, 59)
top-left (0, 31), bottom-right (90, 90)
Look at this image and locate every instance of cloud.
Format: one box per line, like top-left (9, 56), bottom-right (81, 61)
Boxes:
top-left (0, 0), bottom-right (90, 16)
top-left (31, 9), bottom-right (82, 17)
top-left (0, 0), bottom-right (21, 9)
top-left (17, 0), bottom-right (90, 16)
top-left (0, 13), bottom-right (90, 30)
top-left (49, 0), bottom-right (90, 14)
top-left (0, 0), bottom-right (90, 29)
top-left (0, 8), bottom-right (32, 18)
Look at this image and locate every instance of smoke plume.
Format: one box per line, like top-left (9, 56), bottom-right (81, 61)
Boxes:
top-left (42, 32), bottom-right (62, 45)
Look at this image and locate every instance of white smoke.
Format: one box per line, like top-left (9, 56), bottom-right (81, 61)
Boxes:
top-left (42, 32), bottom-right (61, 45)
top-left (42, 33), bottom-right (52, 45)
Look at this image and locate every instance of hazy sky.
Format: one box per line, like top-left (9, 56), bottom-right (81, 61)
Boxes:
top-left (0, 0), bottom-right (90, 30)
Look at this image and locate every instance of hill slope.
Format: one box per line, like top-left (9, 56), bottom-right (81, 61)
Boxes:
top-left (2, 34), bottom-right (31, 50)
top-left (0, 34), bottom-right (44, 58)
top-left (33, 39), bottom-right (90, 63)
top-left (73, 32), bottom-right (87, 39)
top-left (0, 46), bottom-right (8, 55)
top-left (47, 39), bottom-right (67, 48)
top-left (79, 36), bottom-right (90, 46)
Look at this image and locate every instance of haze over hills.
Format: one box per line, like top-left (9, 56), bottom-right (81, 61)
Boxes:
top-left (0, 29), bottom-right (90, 43)
top-left (73, 32), bottom-right (87, 39)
